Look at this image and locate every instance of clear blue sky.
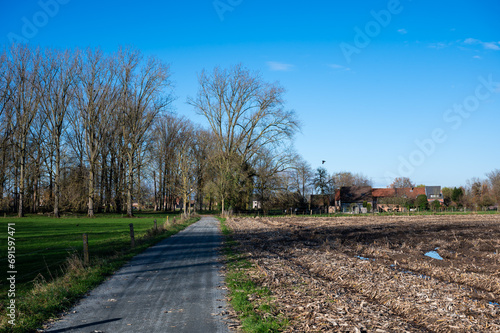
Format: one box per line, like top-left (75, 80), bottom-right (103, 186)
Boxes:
top-left (1, 0), bottom-right (499, 188)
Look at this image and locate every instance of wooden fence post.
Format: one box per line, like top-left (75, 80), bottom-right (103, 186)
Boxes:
top-left (154, 219), bottom-right (157, 231)
top-left (129, 223), bottom-right (135, 248)
top-left (83, 233), bottom-right (89, 265)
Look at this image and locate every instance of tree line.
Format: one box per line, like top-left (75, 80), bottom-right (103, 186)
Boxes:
top-left (387, 175), bottom-right (500, 211)
top-left (441, 171), bottom-right (500, 211)
top-left (0, 44), bottom-right (302, 217)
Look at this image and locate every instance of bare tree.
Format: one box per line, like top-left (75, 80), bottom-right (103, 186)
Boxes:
top-left (486, 169), bottom-right (500, 207)
top-left (253, 148), bottom-right (295, 213)
top-left (207, 151), bottom-right (245, 214)
top-left (175, 121), bottom-right (197, 217)
top-left (153, 113), bottom-right (190, 212)
top-left (74, 48), bottom-right (118, 217)
top-left (331, 171), bottom-right (372, 190)
top-left (389, 177), bottom-right (415, 189)
top-left (465, 178), bottom-right (483, 210)
top-left (188, 64), bottom-right (299, 214)
top-left (8, 44), bottom-right (42, 217)
top-left (0, 48), bottom-right (13, 208)
top-left (117, 48), bottom-right (173, 216)
top-left (192, 129), bottom-right (215, 211)
top-left (290, 156), bottom-right (313, 203)
top-left (28, 108), bottom-right (49, 213)
top-left (0, 48), bottom-right (12, 119)
top-left (38, 48), bottom-right (79, 217)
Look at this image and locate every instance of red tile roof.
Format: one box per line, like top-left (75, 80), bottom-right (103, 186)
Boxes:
top-left (372, 187), bottom-right (425, 199)
top-left (372, 188), bottom-right (395, 197)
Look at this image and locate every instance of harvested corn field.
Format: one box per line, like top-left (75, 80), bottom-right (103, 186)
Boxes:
top-left (226, 214), bottom-right (500, 332)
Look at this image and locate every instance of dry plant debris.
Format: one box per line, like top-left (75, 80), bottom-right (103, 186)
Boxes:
top-left (226, 215), bottom-right (500, 332)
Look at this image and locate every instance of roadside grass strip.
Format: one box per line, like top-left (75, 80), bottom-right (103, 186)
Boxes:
top-left (219, 217), bottom-right (288, 333)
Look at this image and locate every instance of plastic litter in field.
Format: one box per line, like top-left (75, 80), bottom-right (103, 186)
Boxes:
top-left (355, 256), bottom-right (375, 261)
top-left (425, 248), bottom-right (443, 260)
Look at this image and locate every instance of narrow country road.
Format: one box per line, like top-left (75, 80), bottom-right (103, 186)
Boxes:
top-left (45, 216), bottom-right (229, 333)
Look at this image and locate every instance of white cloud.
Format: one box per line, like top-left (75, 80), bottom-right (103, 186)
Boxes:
top-left (266, 61), bottom-right (294, 72)
top-left (473, 55), bottom-right (482, 59)
top-left (463, 38), bottom-right (500, 50)
top-left (464, 38), bottom-right (480, 45)
top-left (483, 42), bottom-right (500, 51)
top-left (397, 28), bottom-right (407, 35)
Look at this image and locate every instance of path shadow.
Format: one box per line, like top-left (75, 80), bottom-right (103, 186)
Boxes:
top-left (46, 317), bottom-right (121, 332)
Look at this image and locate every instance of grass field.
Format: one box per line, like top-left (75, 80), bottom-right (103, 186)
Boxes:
top-left (0, 212), bottom-right (195, 332)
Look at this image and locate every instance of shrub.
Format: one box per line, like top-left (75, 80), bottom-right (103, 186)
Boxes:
top-left (416, 194), bottom-right (429, 211)
top-left (431, 200), bottom-right (441, 211)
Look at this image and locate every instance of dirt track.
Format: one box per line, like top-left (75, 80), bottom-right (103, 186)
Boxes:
top-left (227, 214), bottom-right (500, 332)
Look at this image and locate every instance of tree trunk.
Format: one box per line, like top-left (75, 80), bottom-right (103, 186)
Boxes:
top-left (18, 148), bottom-right (25, 218)
top-left (221, 197), bottom-right (225, 217)
top-left (14, 163), bottom-right (19, 214)
top-left (183, 192), bottom-right (187, 218)
top-left (153, 170), bottom-right (158, 211)
top-left (32, 171), bottom-right (38, 214)
top-left (137, 163), bottom-right (141, 212)
top-left (49, 152), bottom-right (53, 204)
top-left (114, 158), bottom-right (122, 213)
top-left (163, 167), bottom-right (167, 211)
top-left (106, 152), bottom-right (113, 213)
top-left (0, 141), bottom-right (6, 206)
top-left (127, 154), bottom-right (133, 217)
top-left (54, 137), bottom-right (60, 217)
top-left (88, 167), bottom-right (95, 217)
top-left (99, 156), bottom-right (105, 214)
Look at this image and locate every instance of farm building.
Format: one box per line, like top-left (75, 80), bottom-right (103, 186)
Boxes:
top-left (334, 186), bottom-right (373, 213)
top-left (321, 186), bottom-right (444, 213)
top-left (372, 187), bottom-right (428, 212)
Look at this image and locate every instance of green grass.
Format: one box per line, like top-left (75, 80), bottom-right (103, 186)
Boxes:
top-left (0, 212), bottom-right (181, 285)
top-left (0, 212), bottom-right (197, 332)
top-left (219, 217), bottom-right (288, 333)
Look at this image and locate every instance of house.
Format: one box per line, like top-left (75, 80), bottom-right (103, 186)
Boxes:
top-left (332, 186), bottom-right (443, 213)
top-left (252, 198), bottom-right (261, 209)
top-left (372, 187), bottom-right (426, 212)
top-left (335, 186), bottom-right (373, 213)
top-left (425, 186), bottom-right (444, 203)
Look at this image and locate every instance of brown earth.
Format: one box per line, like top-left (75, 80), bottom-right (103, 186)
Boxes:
top-left (226, 214), bottom-right (500, 332)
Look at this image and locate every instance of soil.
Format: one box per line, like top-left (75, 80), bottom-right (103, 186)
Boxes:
top-left (227, 214), bottom-right (500, 332)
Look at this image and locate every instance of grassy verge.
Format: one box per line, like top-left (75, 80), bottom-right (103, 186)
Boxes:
top-left (0, 214), bottom-right (198, 333)
top-left (218, 217), bottom-right (288, 333)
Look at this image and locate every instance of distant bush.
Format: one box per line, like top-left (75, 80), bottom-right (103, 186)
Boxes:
top-left (431, 200), bottom-right (441, 211)
top-left (416, 194), bottom-right (429, 211)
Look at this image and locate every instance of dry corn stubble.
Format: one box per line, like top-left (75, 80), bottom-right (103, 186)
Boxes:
top-left (227, 215), bottom-right (500, 332)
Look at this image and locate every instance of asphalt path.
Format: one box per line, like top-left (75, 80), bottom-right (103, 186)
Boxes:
top-left (45, 216), bottom-right (229, 333)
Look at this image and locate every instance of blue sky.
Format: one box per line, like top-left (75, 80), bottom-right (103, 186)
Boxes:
top-left (1, 0), bottom-right (499, 187)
